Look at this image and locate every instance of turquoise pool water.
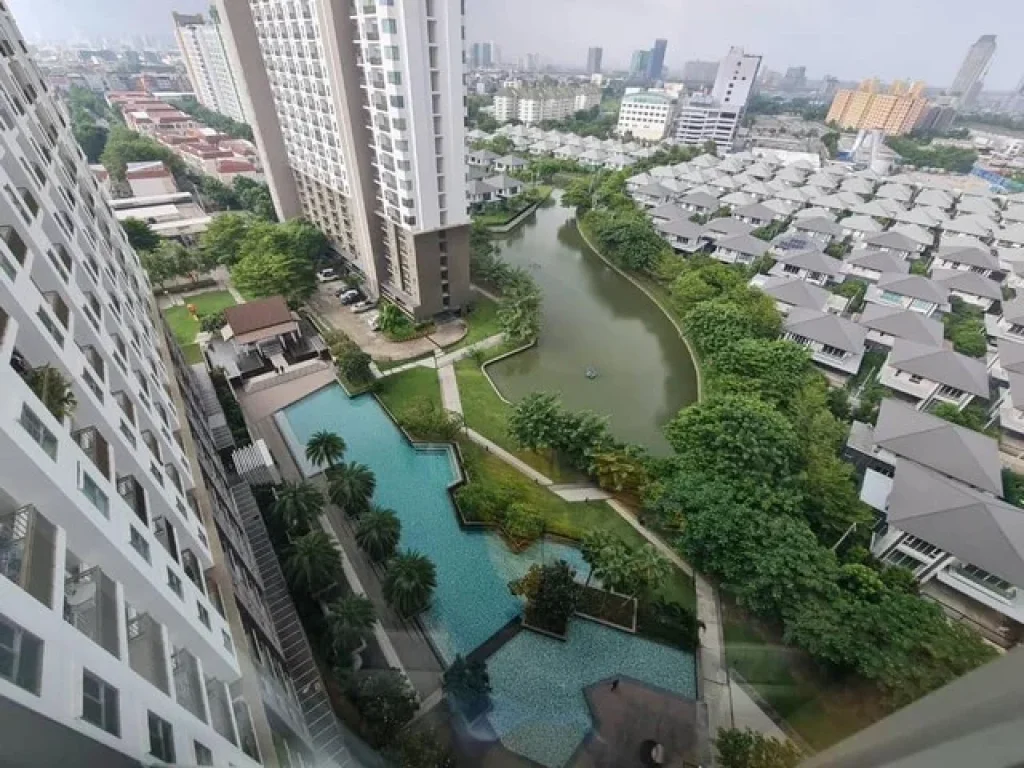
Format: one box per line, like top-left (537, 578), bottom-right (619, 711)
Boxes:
top-left (277, 383), bottom-right (697, 767)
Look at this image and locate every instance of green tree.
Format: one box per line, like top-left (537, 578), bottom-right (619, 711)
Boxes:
top-left (507, 392), bottom-right (563, 452)
top-left (199, 311), bottom-right (226, 333)
top-left (122, 217), bottom-right (161, 253)
top-left (100, 125), bottom-right (186, 181)
top-left (501, 503), bottom-right (545, 547)
top-left (442, 654), bottom-right (492, 717)
top-left (377, 302), bottom-right (410, 336)
top-left (683, 299), bottom-right (780, 358)
top-left (24, 365), bottom-right (77, 421)
top-left (73, 121), bottom-right (108, 162)
top-left (497, 280), bottom-right (541, 343)
top-left (326, 595), bottom-right (376, 659)
top-left (336, 347), bottom-right (374, 386)
top-left (273, 481), bottom-right (324, 534)
top-left (350, 670), bottom-right (419, 748)
top-left (707, 339), bottom-right (813, 411)
top-left (383, 551), bottom-right (437, 617)
top-left (327, 461), bottom-right (377, 518)
top-left (387, 730), bottom-right (455, 768)
top-left (580, 530), bottom-right (617, 587)
top-left (510, 560), bottom-right (580, 633)
top-left (200, 212), bottom-right (252, 266)
top-left (716, 728), bottom-right (802, 768)
top-left (284, 530), bottom-right (342, 597)
top-left (669, 262), bottom-right (745, 315)
top-left (561, 176), bottom-right (595, 211)
top-left (355, 506), bottom-right (402, 563)
top-left (589, 447), bottom-right (649, 493)
top-left (140, 249), bottom-right (177, 288)
top-left (231, 248), bottom-right (317, 302)
top-left (233, 176), bottom-right (276, 219)
top-left (306, 430), bottom-right (347, 469)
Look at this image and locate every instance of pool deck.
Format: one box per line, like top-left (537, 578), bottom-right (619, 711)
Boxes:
top-left (570, 677), bottom-right (710, 768)
top-left (236, 372), bottom-right (446, 700)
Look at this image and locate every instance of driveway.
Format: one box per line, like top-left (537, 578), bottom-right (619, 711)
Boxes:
top-left (307, 284), bottom-right (467, 363)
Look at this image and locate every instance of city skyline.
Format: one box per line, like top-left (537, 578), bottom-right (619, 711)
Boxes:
top-left (7, 0), bottom-right (1024, 90)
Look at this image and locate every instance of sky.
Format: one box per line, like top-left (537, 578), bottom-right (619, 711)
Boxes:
top-left (7, 0), bottom-right (1023, 89)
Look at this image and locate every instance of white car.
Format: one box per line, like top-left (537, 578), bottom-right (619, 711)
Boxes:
top-left (316, 267), bottom-right (339, 283)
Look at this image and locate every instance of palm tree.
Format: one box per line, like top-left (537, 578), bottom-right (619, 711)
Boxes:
top-left (626, 545), bottom-right (670, 605)
top-left (580, 530), bottom-right (616, 588)
top-left (328, 461), bottom-right (376, 519)
top-left (284, 530), bottom-right (342, 597)
top-left (25, 365), bottom-right (77, 421)
top-left (306, 430), bottom-right (346, 470)
top-left (326, 594), bottom-right (376, 661)
top-left (383, 551), bottom-right (437, 618)
top-left (273, 481), bottom-right (324, 535)
top-left (355, 506), bottom-right (401, 563)
top-left (442, 654), bottom-right (491, 716)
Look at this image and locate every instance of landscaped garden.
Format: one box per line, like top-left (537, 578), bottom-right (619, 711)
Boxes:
top-left (162, 289), bottom-right (237, 364)
top-left (473, 185), bottom-right (552, 228)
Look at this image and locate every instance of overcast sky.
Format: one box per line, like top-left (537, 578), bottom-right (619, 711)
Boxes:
top-left (8, 0), bottom-right (1023, 89)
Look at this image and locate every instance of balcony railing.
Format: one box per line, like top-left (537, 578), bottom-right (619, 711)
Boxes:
top-left (153, 516), bottom-right (178, 563)
top-left (126, 612), bottom-right (169, 695)
top-left (207, 679), bottom-right (237, 745)
top-left (0, 505), bottom-right (56, 608)
top-left (117, 474), bottom-right (148, 525)
top-left (64, 566), bottom-right (120, 658)
top-left (182, 549), bottom-right (203, 593)
top-left (0, 224), bottom-right (26, 280)
top-left (73, 426), bottom-right (111, 480)
top-left (173, 648), bottom-right (208, 723)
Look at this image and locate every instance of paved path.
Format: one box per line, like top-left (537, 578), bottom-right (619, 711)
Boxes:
top-left (439, 364), bottom-right (462, 414)
top-left (464, 428), bottom-right (555, 486)
top-left (374, 333), bottom-right (506, 379)
top-left (549, 484), bottom-right (612, 502)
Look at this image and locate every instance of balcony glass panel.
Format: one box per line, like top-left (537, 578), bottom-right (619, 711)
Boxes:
top-left (0, 505), bottom-right (56, 607)
top-left (126, 612), bottom-right (169, 695)
top-left (64, 566), bottom-right (120, 658)
top-left (19, 403), bottom-right (57, 460)
top-left (173, 648), bottom-right (207, 723)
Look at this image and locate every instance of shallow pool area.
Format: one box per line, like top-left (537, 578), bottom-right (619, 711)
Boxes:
top-left (276, 382), bottom-right (697, 766)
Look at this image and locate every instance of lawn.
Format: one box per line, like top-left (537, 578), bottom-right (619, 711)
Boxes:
top-left (374, 366), bottom-right (442, 424)
top-left (454, 350), bottom-right (584, 483)
top-left (721, 598), bottom-right (888, 751)
top-left (162, 290), bottom-right (238, 347)
top-left (179, 343), bottom-right (204, 365)
top-left (459, 439), bottom-right (694, 609)
top-left (447, 295), bottom-right (502, 351)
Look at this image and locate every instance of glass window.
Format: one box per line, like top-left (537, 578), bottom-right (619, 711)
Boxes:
top-left (0, 614), bottom-right (43, 695)
top-left (80, 470), bottom-right (109, 518)
top-left (19, 404), bottom-right (57, 459)
top-left (387, 71), bottom-right (402, 85)
top-left (148, 711), bottom-right (175, 763)
top-left (381, 18), bottom-right (397, 33)
top-left (194, 742), bottom-right (213, 766)
top-left (82, 669), bottom-right (120, 736)
top-left (384, 45), bottom-right (400, 60)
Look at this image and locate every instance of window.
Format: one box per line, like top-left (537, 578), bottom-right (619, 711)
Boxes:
top-left (902, 535), bottom-right (942, 559)
top-left (130, 527), bottom-right (151, 563)
top-left (387, 70), bottom-right (401, 85)
top-left (909, 298), bottom-right (933, 312)
top-left (167, 568), bottom-right (183, 599)
top-left (194, 742), bottom-right (213, 766)
top-left (879, 290), bottom-right (904, 305)
top-left (19, 404), bottom-right (57, 459)
top-left (80, 471), bottom-right (109, 518)
top-left (908, 374), bottom-right (923, 384)
top-left (82, 670), bottom-right (120, 736)
top-left (820, 344), bottom-right (848, 359)
top-left (0, 614), bottom-right (43, 695)
top-left (384, 45), bottom-right (399, 60)
top-left (198, 602), bottom-right (210, 629)
top-left (148, 711), bottom-right (175, 763)
top-left (381, 18), bottom-right (397, 33)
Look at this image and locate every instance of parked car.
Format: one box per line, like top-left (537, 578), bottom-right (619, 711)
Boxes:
top-left (317, 267), bottom-right (339, 283)
top-left (352, 300), bottom-right (376, 314)
top-left (338, 289), bottom-right (361, 304)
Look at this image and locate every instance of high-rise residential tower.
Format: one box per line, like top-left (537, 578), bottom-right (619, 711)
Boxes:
top-left (629, 50), bottom-right (651, 80)
top-left (949, 34), bottom-right (996, 108)
top-left (674, 47), bottom-right (762, 151)
top-left (216, 0), bottom-right (470, 320)
top-left (647, 38), bottom-right (668, 81)
top-left (0, 4), bottom-right (351, 766)
top-left (586, 46), bottom-right (603, 75)
top-left (172, 9), bottom-right (247, 123)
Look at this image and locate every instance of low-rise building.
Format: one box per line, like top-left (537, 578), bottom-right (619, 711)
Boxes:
top-left (770, 248), bottom-right (841, 286)
top-left (783, 307), bottom-right (866, 377)
top-left (877, 339), bottom-right (989, 410)
top-left (862, 230), bottom-right (925, 261)
top-left (493, 84), bottom-right (601, 124)
top-left (713, 233), bottom-right (769, 266)
top-left (732, 202), bottom-right (777, 228)
top-left (842, 248), bottom-right (910, 283)
top-left (790, 216), bottom-right (843, 246)
top-left (750, 274), bottom-right (832, 315)
top-left (616, 91), bottom-right (675, 141)
top-left (656, 218), bottom-right (705, 253)
top-left (858, 304), bottom-right (945, 349)
top-left (985, 297), bottom-right (1024, 345)
top-left (931, 268), bottom-right (1003, 312)
top-left (865, 273), bottom-right (950, 317)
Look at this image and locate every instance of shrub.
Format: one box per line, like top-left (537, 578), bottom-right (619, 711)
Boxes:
top-left (349, 670), bottom-right (419, 748)
top-left (500, 503), bottom-right (545, 549)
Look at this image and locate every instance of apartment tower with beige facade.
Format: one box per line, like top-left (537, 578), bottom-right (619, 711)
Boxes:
top-left (216, 0), bottom-right (470, 320)
top-left (826, 79), bottom-right (929, 135)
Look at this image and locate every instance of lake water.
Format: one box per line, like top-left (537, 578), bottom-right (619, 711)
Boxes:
top-left (487, 194), bottom-right (698, 454)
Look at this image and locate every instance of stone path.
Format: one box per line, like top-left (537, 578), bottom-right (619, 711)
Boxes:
top-left (374, 333), bottom-right (506, 379)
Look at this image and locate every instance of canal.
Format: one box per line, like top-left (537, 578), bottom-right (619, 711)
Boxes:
top-left (487, 193), bottom-right (699, 454)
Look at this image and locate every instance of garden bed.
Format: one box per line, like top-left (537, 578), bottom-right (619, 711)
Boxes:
top-left (575, 585), bottom-right (637, 632)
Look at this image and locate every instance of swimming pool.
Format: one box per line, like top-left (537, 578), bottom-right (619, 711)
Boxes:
top-left (277, 383), bottom-right (697, 766)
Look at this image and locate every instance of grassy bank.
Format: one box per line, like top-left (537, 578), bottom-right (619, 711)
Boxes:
top-left (163, 289), bottom-right (238, 345)
top-left (374, 366), bottom-right (442, 423)
top-left (446, 295), bottom-right (502, 351)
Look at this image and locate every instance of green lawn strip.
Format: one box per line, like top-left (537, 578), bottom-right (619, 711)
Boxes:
top-left (459, 439), bottom-right (694, 609)
top-left (722, 599), bottom-right (887, 751)
top-left (453, 356), bottom-right (583, 483)
top-left (179, 343), bottom-right (204, 365)
top-left (445, 295), bottom-right (502, 351)
top-left (374, 366), bottom-right (442, 423)
top-left (162, 290), bottom-right (238, 346)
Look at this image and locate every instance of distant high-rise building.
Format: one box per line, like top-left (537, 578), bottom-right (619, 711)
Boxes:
top-left (681, 59), bottom-right (719, 89)
top-left (629, 49), bottom-right (651, 79)
top-left (586, 46), bottom-right (603, 75)
top-left (675, 47), bottom-right (762, 151)
top-left (526, 53), bottom-right (541, 72)
top-left (949, 34), bottom-right (996, 108)
top-left (469, 42), bottom-right (482, 69)
top-left (821, 75), bottom-right (840, 102)
top-left (218, 0), bottom-right (471, 320)
top-left (826, 79), bottom-right (929, 135)
top-left (781, 65), bottom-right (807, 91)
top-left (480, 41), bottom-right (494, 68)
top-left (647, 38), bottom-right (668, 80)
top-left (172, 8), bottom-right (246, 122)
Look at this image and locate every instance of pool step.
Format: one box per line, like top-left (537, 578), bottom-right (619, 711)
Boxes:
top-left (231, 481), bottom-right (379, 768)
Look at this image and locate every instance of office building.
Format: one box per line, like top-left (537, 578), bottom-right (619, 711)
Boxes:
top-left (681, 59), bottom-right (719, 90)
top-left (469, 42), bottom-right (481, 70)
top-left (217, 0), bottom-right (471, 321)
top-left (648, 38), bottom-right (668, 81)
top-left (629, 49), bottom-right (651, 80)
top-left (0, 4), bottom-right (322, 765)
top-left (674, 47), bottom-right (762, 151)
top-left (616, 91), bottom-right (675, 141)
top-left (494, 84), bottom-right (601, 124)
top-left (586, 46), bottom-right (603, 75)
top-left (949, 34), bottom-right (996, 108)
top-left (480, 41), bottom-right (498, 68)
top-left (826, 79), bottom-right (929, 135)
top-left (172, 9), bottom-right (247, 123)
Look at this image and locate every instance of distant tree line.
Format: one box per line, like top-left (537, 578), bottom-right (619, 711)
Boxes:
top-left (170, 96), bottom-right (255, 142)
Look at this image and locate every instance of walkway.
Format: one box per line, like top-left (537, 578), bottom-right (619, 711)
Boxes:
top-left (374, 333), bottom-right (507, 379)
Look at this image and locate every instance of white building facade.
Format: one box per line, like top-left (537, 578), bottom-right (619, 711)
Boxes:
top-left (674, 47), bottom-right (761, 151)
top-left (616, 92), bottom-right (674, 142)
top-left (493, 85), bottom-right (601, 125)
top-left (173, 10), bottom-right (248, 123)
top-left (217, 0), bottom-right (471, 320)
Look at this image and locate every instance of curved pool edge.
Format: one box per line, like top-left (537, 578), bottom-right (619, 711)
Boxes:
top-left (574, 218), bottom-right (705, 404)
top-left (478, 339), bottom-right (537, 405)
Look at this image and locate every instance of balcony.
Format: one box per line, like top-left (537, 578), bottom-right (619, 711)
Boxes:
top-left (182, 548), bottom-right (204, 594)
top-left (153, 516), bottom-right (179, 563)
top-left (0, 224), bottom-right (27, 280)
top-left (207, 679), bottom-right (238, 745)
top-left (64, 564), bottom-right (120, 658)
top-left (142, 429), bottom-right (161, 462)
top-left (73, 426), bottom-right (111, 481)
top-left (173, 647), bottom-right (208, 723)
top-left (230, 682), bottom-right (262, 761)
top-left (117, 474), bottom-right (148, 526)
top-left (114, 391), bottom-right (135, 426)
top-left (126, 611), bottom-right (170, 695)
top-left (0, 505), bottom-right (56, 608)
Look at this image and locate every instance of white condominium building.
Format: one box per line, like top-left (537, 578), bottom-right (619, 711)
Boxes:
top-left (675, 46), bottom-right (762, 151)
top-left (493, 84), bottom-right (601, 125)
top-left (0, 6), bottom-right (355, 766)
top-left (616, 91), bottom-right (674, 142)
top-left (173, 9), bottom-right (248, 123)
top-left (216, 0), bottom-right (471, 320)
